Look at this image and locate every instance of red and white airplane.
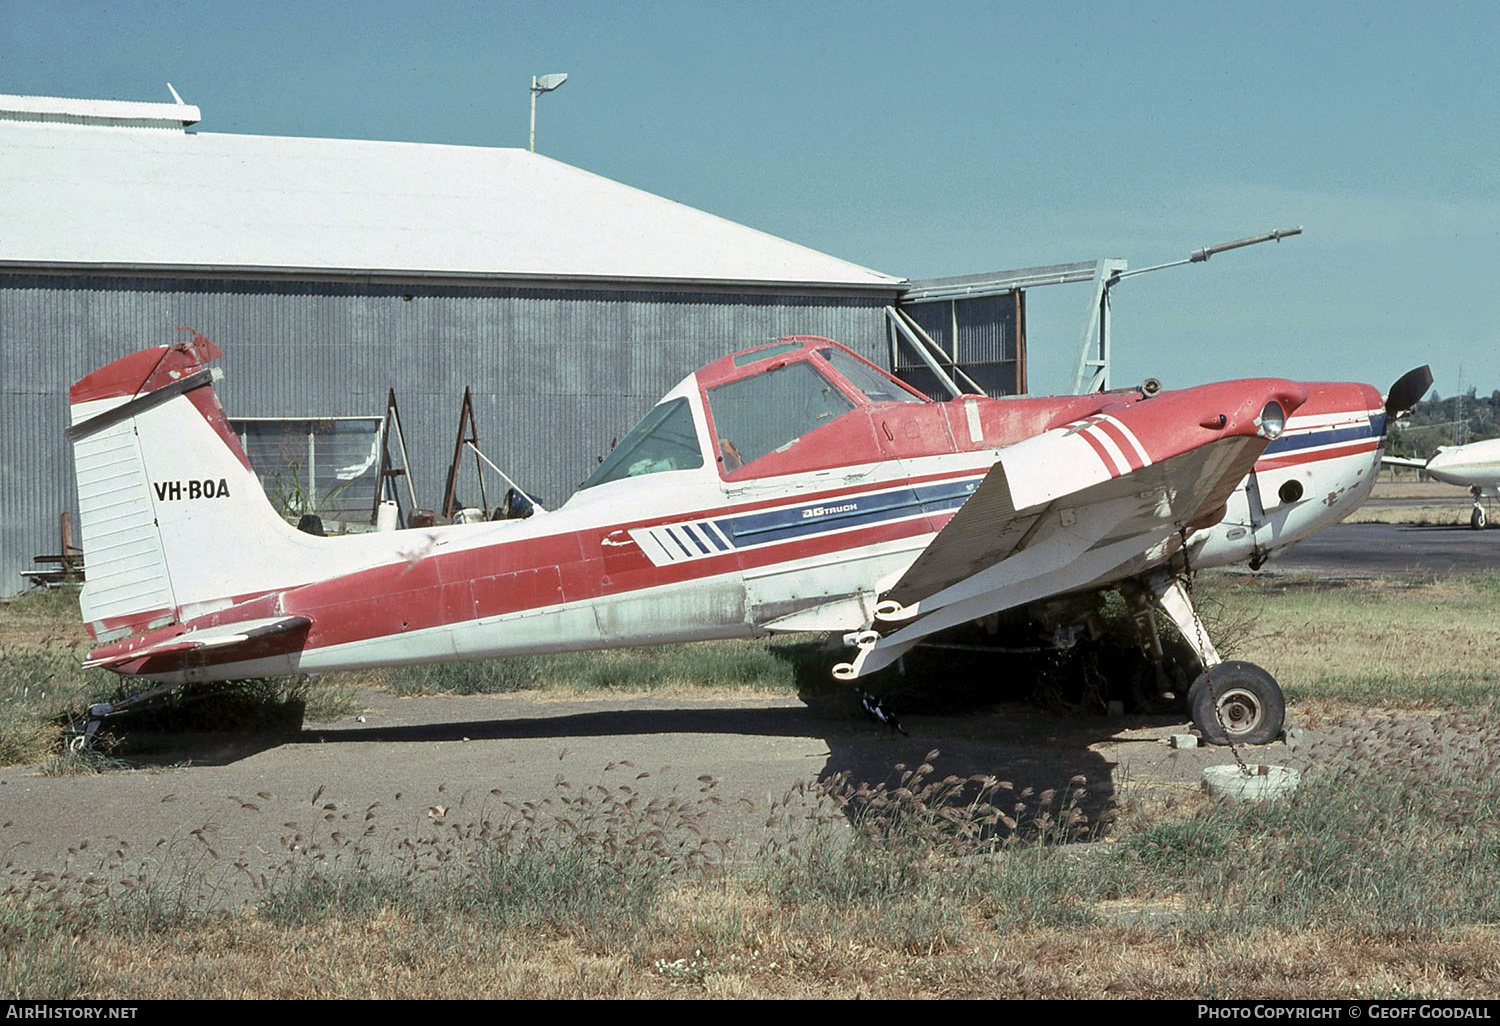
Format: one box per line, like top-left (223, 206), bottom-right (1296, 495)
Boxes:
top-left (65, 332), bottom-right (1428, 746)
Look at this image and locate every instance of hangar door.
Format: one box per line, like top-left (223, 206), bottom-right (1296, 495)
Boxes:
top-left (889, 290), bottom-right (1026, 399)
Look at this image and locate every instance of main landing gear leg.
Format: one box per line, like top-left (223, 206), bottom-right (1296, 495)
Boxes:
top-left (1120, 578), bottom-right (1202, 712)
top-left (1134, 570), bottom-right (1286, 746)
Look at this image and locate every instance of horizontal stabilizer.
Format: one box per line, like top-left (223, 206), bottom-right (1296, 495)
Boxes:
top-left (84, 616), bottom-right (312, 670)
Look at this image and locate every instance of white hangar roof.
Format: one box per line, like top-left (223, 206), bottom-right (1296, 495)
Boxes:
top-left (0, 93), bottom-right (902, 291)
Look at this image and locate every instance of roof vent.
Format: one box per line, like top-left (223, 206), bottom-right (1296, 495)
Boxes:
top-left (0, 88), bottom-right (200, 130)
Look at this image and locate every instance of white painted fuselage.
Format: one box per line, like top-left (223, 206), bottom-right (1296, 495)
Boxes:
top-left (1422, 438), bottom-right (1500, 496)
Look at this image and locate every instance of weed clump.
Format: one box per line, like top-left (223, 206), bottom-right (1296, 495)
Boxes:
top-left (256, 762), bottom-right (728, 951)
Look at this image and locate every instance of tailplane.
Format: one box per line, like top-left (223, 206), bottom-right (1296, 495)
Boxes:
top-left (68, 331), bottom-right (326, 642)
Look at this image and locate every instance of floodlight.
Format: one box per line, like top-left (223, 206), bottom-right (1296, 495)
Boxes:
top-left (529, 72), bottom-right (570, 152)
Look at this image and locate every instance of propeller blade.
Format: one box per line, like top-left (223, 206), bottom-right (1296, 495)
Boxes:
top-left (1385, 365), bottom-right (1433, 418)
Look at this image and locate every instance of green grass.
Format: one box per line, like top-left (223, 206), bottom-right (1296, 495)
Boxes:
top-left (0, 598), bottom-right (104, 764)
top-left (1195, 571), bottom-right (1500, 711)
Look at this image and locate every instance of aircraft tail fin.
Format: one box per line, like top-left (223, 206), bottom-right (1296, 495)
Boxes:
top-left (68, 331), bottom-right (317, 642)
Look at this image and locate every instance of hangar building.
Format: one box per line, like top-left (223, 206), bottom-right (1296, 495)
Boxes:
top-left (0, 92), bottom-right (1028, 596)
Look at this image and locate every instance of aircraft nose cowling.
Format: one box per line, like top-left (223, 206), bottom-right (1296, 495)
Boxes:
top-left (1192, 381), bottom-right (1308, 442)
top-left (1424, 448), bottom-right (1471, 483)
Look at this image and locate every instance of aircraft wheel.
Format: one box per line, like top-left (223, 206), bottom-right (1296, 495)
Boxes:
top-left (1472, 507), bottom-right (1487, 530)
top-left (1189, 661), bottom-right (1285, 746)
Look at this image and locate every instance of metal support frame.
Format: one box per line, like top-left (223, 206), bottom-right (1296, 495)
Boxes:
top-left (442, 387), bottom-right (489, 519)
top-left (883, 306), bottom-right (983, 398)
top-left (1072, 228), bottom-right (1302, 395)
top-left (464, 442), bottom-right (547, 514)
top-left (901, 259), bottom-right (1125, 398)
top-left (373, 389), bottom-right (419, 526)
top-left (1071, 259), bottom-right (1130, 395)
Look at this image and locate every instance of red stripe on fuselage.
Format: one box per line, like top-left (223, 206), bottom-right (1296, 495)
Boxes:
top-left (1253, 439), bottom-right (1381, 472)
top-left (1076, 428), bottom-right (1120, 476)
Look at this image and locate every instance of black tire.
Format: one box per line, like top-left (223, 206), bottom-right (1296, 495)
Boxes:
top-left (1189, 661), bottom-right (1285, 746)
top-left (1472, 507), bottom-right (1487, 530)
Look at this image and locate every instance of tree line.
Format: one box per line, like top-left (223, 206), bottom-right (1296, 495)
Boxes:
top-left (1387, 388), bottom-right (1500, 458)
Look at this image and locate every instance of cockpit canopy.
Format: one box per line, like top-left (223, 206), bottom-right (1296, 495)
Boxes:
top-left (580, 337), bottom-right (928, 489)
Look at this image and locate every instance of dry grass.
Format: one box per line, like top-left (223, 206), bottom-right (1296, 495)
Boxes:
top-left (19, 915), bottom-right (1499, 1000)
top-left (10, 706), bottom-right (1500, 999)
top-left (1368, 479), bottom-right (1470, 501)
top-left (9, 574), bottom-right (1500, 997)
top-left (1347, 479), bottom-right (1484, 526)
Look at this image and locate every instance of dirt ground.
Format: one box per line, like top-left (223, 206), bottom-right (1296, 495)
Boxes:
top-left (0, 687), bottom-right (1317, 900)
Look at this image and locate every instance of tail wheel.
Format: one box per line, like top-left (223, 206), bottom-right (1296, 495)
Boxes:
top-left (1189, 661), bottom-right (1285, 746)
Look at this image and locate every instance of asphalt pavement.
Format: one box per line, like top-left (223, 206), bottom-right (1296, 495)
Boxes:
top-left (1263, 521), bottom-right (1500, 577)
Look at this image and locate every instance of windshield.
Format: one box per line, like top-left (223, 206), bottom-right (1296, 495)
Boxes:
top-left (706, 360), bottom-right (855, 471)
top-left (579, 397), bottom-right (704, 489)
top-left (818, 347), bottom-right (927, 404)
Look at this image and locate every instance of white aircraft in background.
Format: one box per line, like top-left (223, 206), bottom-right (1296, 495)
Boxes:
top-left (1385, 439), bottom-right (1500, 529)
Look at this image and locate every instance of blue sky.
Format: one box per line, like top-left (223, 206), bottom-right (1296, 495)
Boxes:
top-left (3, 1), bottom-right (1496, 396)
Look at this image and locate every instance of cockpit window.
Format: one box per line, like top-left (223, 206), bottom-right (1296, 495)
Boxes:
top-left (707, 361), bottom-right (855, 471)
top-left (732, 341), bottom-right (802, 368)
top-left (580, 397), bottom-right (703, 489)
top-left (818, 347), bottom-right (927, 403)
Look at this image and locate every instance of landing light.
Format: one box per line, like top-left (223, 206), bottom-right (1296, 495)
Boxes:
top-left (1258, 401), bottom-right (1285, 440)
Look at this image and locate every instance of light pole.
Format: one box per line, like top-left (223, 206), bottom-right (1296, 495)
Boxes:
top-left (529, 73), bottom-right (568, 152)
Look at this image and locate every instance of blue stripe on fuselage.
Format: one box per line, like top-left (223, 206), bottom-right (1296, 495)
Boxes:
top-left (714, 476), bottom-right (980, 550)
top-left (1262, 413), bottom-right (1385, 456)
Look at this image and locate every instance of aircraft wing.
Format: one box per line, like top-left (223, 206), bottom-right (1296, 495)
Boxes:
top-left (1380, 455), bottom-right (1427, 470)
top-left (83, 616), bottom-right (313, 670)
top-left (844, 381), bottom-right (1304, 679)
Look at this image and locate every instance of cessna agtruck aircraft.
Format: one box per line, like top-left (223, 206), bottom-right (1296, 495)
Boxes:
top-left (65, 331), bottom-right (1429, 747)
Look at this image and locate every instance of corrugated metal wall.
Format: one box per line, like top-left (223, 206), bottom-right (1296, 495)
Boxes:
top-left (0, 273), bottom-right (895, 597)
